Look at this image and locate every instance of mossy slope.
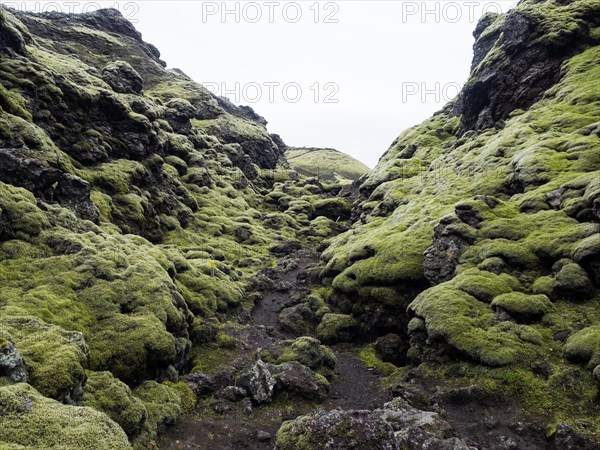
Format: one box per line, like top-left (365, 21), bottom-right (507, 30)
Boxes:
top-left (320, 0), bottom-right (600, 439)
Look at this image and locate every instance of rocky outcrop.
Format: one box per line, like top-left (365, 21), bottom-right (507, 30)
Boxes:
top-left (276, 397), bottom-right (479, 450)
top-left (276, 409), bottom-right (399, 450)
top-left (453, 2), bottom-right (600, 131)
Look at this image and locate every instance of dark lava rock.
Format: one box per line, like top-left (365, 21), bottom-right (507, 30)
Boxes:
top-left (185, 370), bottom-right (235, 397)
top-left (238, 360), bottom-right (276, 405)
top-left (276, 409), bottom-right (399, 450)
top-left (0, 341), bottom-right (28, 382)
top-left (375, 334), bottom-right (408, 366)
top-left (278, 303), bottom-right (318, 335)
top-left (0, 148), bottom-right (99, 222)
top-left (270, 241), bottom-right (302, 256)
top-left (423, 216), bottom-right (474, 285)
top-left (102, 60), bottom-right (143, 94)
top-left (216, 386), bottom-right (247, 402)
top-left (453, 7), bottom-right (600, 132)
top-left (255, 430), bottom-right (272, 442)
top-left (272, 361), bottom-right (329, 401)
top-left (553, 422), bottom-right (597, 450)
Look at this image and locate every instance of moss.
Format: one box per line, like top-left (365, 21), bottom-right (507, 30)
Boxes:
top-left (0, 182), bottom-right (49, 240)
top-left (357, 345), bottom-right (399, 377)
top-left (89, 313), bottom-right (178, 386)
top-left (278, 337), bottom-right (336, 380)
top-left (564, 326), bottom-right (600, 368)
top-left (0, 83), bottom-right (32, 121)
top-left (133, 381), bottom-right (182, 441)
top-left (453, 268), bottom-right (521, 303)
top-left (554, 262), bottom-right (594, 299)
top-left (316, 314), bottom-right (358, 344)
top-left (491, 292), bottom-right (553, 319)
top-left (0, 383), bottom-right (131, 449)
top-left (0, 316), bottom-right (88, 402)
top-left (312, 198), bottom-right (352, 221)
top-left (215, 331), bottom-right (237, 349)
top-left (164, 381), bottom-right (196, 415)
top-left (285, 147), bottom-right (369, 182)
top-left (82, 371), bottom-right (148, 439)
top-left (409, 285), bottom-right (546, 367)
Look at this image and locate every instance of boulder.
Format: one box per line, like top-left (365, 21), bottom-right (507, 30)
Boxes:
top-left (272, 362), bottom-right (329, 401)
top-left (239, 360), bottom-right (276, 404)
top-left (316, 313), bottom-right (358, 344)
top-left (278, 303), bottom-right (318, 335)
top-left (276, 409), bottom-right (399, 450)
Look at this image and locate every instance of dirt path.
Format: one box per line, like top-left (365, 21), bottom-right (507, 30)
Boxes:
top-left (160, 250), bottom-right (391, 450)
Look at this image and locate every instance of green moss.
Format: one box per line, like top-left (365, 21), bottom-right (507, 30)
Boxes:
top-left (316, 313), bottom-right (358, 344)
top-left (89, 314), bottom-right (177, 386)
top-left (0, 383), bottom-right (131, 449)
top-left (82, 371), bottom-right (148, 439)
top-left (0, 182), bottom-right (49, 240)
top-left (0, 316), bottom-right (88, 402)
top-left (453, 268), bottom-right (521, 303)
top-left (564, 326), bottom-right (600, 368)
top-left (0, 83), bottom-right (32, 121)
top-left (133, 381), bottom-right (182, 441)
top-left (278, 337), bottom-right (336, 380)
top-left (409, 285), bottom-right (546, 367)
top-left (164, 381), bottom-right (196, 415)
top-left (285, 147), bottom-right (369, 182)
top-left (491, 292), bottom-right (553, 318)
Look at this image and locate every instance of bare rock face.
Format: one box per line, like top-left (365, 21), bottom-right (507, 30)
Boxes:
top-left (423, 217), bottom-right (474, 285)
top-left (553, 422), bottom-right (598, 450)
top-left (0, 148), bottom-right (99, 222)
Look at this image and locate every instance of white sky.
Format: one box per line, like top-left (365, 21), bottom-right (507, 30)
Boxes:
top-left (10, 1), bottom-right (519, 167)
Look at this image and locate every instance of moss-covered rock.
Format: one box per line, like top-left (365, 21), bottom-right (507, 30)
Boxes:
top-left (275, 409), bottom-right (398, 450)
top-left (491, 292), bottom-right (553, 322)
top-left (564, 326), bottom-right (600, 368)
top-left (316, 313), bottom-right (358, 344)
top-left (0, 316), bottom-right (88, 402)
top-left (133, 381), bottom-right (183, 441)
top-left (277, 336), bottom-right (337, 381)
top-left (82, 371), bottom-right (148, 439)
top-left (0, 383), bottom-right (131, 449)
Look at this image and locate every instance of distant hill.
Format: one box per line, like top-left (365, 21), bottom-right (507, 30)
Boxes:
top-left (286, 147), bottom-right (370, 183)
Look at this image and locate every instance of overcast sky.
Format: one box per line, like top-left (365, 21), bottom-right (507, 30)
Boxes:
top-left (15, 1), bottom-right (518, 167)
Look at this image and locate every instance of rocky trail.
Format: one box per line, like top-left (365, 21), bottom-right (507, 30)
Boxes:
top-left (160, 249), bottom-right (391, 449)
top-left (160, 249), bottom-right (573, 450)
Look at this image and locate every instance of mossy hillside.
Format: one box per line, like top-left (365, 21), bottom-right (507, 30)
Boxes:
top-left (0, 8), bottom-right (360, 445)
top-left (285, 147), bottom-right (370, 182)
top-left (323, 40), bottom-right (600, 328)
